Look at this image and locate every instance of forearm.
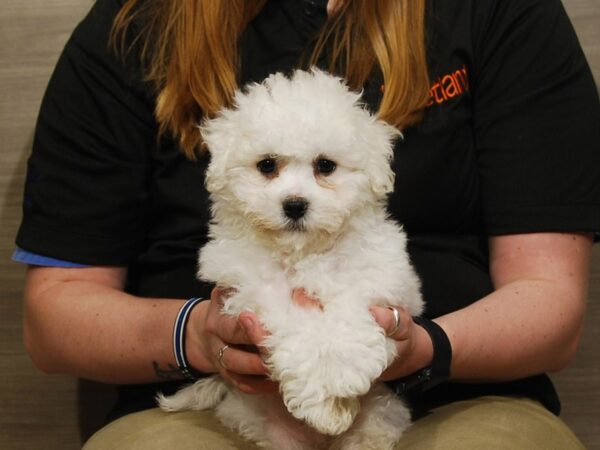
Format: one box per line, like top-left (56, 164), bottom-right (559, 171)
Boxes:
top-left (380, 232), bottom-right (591, 384)
top-left (436, 278), bottom-right (586, 381)
top-left (23, 269), bottom-right (208, 384)
top-left (23, 265), bottom-right (273, 394)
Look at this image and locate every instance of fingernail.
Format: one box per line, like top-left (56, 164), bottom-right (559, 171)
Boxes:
top-left (239, 316), bottom-right (254, 332)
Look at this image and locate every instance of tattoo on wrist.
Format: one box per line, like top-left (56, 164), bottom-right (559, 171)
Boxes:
top-left (152, 361), bottom-right (183, 380)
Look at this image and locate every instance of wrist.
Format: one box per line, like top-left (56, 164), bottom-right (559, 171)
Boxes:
top-left (172, 297), bottom-right (205, 380)
top-left (380, 316), bottom-right (433, 381)
top-left (184, 299), bottom-right (214, 374)
top-left (391, 317), bottom-right (452, 395)
top-left (407, 321), bottom-right (435, 374)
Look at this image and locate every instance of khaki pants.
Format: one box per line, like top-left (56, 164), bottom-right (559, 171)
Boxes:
top-left (83, 396), bottom-right (584, 450)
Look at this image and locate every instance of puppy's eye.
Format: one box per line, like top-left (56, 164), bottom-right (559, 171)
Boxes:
top-left (315, 158), bottom-right (336, 175)
top-left (257, 158), bottom-right (277, 175)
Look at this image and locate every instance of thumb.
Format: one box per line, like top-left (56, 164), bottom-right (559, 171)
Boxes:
top-left (238, 312), bottom-right (267, 346)
top-left (369, 305), bottom-right (409, 340)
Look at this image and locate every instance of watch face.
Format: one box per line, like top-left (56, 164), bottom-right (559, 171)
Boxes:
top-left (391, 366), bottom-right (434, 395)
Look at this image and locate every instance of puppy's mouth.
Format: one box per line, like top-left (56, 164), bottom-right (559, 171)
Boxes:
top-left (284, 218), bottom-right (307, 232)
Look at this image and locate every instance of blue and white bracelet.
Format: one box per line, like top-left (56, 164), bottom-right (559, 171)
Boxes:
top-left (173, 297), bottom-right (204, 380)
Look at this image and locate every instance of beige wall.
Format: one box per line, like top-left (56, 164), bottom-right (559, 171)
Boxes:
top-left (1, 1), bottom-right (598, 448)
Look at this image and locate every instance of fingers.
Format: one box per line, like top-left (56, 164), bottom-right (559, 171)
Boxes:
top-left (207, 288), bottom-right (253, 345)
top-left (215, 343), bottom-right (277, 394)
top-left (216, 343), bottom-right (266, 376)
top-left (206, 300), bottom-right (269, 374)
top-left (238, 312), bottom-right (269, 349)
top-left (370, 305), bottom-right (411, 341)
top-left (370, 305), bottom-right (427, 381)
top-left (204, 288), bottom-right (275, 394)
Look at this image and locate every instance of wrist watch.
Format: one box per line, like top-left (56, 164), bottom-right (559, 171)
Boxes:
top-left (392, 316), bottom-right (453, 395)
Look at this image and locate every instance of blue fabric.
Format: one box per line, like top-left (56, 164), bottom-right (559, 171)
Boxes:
top-left (12, 247), bottom-right (90, 268)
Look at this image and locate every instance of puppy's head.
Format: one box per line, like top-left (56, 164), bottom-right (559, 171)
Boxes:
top-left (202, 69), bottom-right (400, 236)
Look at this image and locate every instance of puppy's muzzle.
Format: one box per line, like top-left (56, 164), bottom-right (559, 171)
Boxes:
top-left (282, 197), bottom-right (309, 221)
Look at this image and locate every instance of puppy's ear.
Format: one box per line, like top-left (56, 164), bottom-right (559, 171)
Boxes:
top-left (200, 115), bottom-right (234, 194)
top-left (364, 120), bottom-right (401, 197)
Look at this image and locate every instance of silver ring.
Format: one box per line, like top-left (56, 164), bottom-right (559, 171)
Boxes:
top-left (218, 344), bottom-right (230, 369)
top-left (386, 306), bottom-right (401, 337)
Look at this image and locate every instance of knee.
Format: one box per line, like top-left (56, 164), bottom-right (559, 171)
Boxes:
top-left (397, 396), bottom-right (584, 450)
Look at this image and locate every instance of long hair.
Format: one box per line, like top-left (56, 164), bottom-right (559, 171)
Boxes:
top-left (113, 0), bottom-right (430, 159)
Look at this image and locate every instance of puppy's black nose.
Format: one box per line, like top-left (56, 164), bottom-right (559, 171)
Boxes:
top-left (283, 197), bottom-right (308, 220)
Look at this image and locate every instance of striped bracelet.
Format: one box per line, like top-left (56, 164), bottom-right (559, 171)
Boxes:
top-left (173, 297), bottom-right (204, 380)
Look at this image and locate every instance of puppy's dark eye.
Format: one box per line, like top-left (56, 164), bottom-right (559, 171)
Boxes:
top-left (257, 158), bottom-right (277, 174)
top-left (315, 158), bottom-right (336, 175)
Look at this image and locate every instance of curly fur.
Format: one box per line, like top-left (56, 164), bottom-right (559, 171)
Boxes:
top-left (158, 69), bottom-right (423, 449)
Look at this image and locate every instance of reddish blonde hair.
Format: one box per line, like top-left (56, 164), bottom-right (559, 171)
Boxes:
top-left (113, 0), bottom-right (430, 159)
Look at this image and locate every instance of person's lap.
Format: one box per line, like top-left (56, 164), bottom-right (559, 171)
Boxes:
top-left (83, 396), bottom-right (584, 450)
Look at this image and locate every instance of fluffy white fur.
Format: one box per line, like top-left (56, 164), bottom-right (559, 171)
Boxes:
top-left (157, 69), bottom-right (424, 450)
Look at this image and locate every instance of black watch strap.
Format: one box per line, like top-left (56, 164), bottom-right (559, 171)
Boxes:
top-left (392, 316), bottom-right (452, 395)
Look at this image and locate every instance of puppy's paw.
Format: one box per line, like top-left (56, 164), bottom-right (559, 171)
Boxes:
top-left (292, 396), bottom-right (360, 436)
top-left (156, 385), bottom-right (198, 412)
top-left (331, 385), bottom-right (410, 450)
top-left (157, 375), bottom-right (228, 412)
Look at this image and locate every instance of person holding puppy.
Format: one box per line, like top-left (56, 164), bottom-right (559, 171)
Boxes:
top-left (15, 0), bottom-right (600, 448)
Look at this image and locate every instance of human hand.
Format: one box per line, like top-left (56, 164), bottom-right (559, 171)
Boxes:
top-left (186, 287), bottom-right (277, 394)
top-left (369, 306), bottom-right (434, 381)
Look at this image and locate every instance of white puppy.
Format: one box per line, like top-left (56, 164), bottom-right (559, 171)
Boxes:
top-left (158, 69), bottom-right (423, 450)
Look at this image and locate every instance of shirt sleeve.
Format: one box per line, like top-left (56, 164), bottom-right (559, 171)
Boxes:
top-left (472, 0), bottom-right (600, 235)
top-left (16, 0), bottom-right (156, 265)
top-left (12, 248), bottom-right (90, 268)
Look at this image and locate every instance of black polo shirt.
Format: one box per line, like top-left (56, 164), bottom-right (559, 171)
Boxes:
top-left (16, 0), bottom-right (600, 420)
